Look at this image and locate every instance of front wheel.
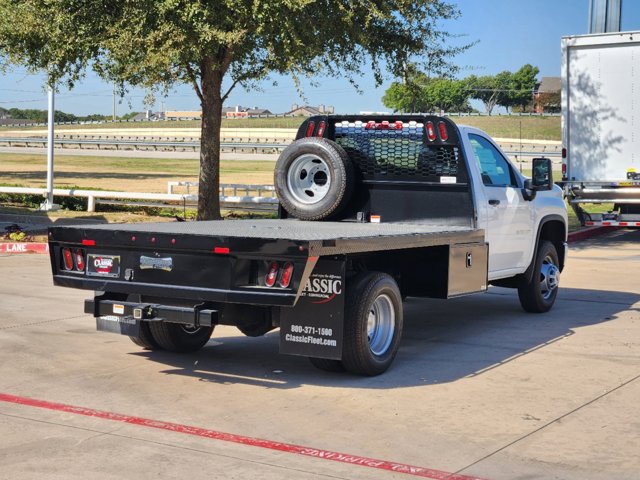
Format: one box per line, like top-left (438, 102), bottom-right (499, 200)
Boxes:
top-left (342, 272), bottom-right (403, 376)
top-left (148, 322), bottom-right (214, 353)
top-left (518, 240), bottom-right (560, 313)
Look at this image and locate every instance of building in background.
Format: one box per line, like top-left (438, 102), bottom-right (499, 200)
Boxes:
top-left (223, 106), bottom-right (272, 118)
top-left (164, 110), bottom-right (202, 121)
top-left (0, 107), bottom-right (8, 119)
top-left (533, 77), bottom-right (561, 113)
top-left (286, 104), bottom-right (335, 116)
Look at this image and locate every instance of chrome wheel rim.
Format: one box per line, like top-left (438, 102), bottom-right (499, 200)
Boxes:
top-left (287, 154), bottom-right (331, 204)
top-left (367, 294), bottom-right (395, 356)
top-left (540, 255), bottom-right (560, 301)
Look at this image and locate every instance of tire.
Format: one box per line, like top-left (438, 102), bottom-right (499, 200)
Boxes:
top-left (342, 272), bottom-right (404, 376)
top-left (518, 240), bottom-right (560, 313)
top-left (148, 322), bottom-right (214, 353)
top-left (237, 324), bottom-right (275, 337)
top-left (274, 137), bottom-right (354, 220)
top-left (129, 321), bottom-right (161, 350)
top-left (308, 357), bottom-right (346, 372)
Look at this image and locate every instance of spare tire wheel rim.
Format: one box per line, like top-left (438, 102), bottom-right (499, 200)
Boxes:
top-left (287, 153), bottom-right (332, 204)
top-left (367, 294), bottom-right (395, 356)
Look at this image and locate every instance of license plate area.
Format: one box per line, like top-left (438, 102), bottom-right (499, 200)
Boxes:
top-left (86, 254), bottom-right (121, 278)
top-left (96, 315), bottom-right (140, 336)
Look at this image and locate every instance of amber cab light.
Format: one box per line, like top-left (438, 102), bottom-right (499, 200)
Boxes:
top-left (265, 262), bottom-right (279, 287)
top-left (62, 248), bottom-right (73, 270)
top-left (279, 262), bottom-right (294, 288)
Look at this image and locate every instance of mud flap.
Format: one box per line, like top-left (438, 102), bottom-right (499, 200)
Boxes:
top-left (279, 259), bottom-right (344, 360)
top-left (96, 315), bottom-right (141, 337)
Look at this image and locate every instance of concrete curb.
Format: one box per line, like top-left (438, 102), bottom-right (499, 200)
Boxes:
top-left (0, 242), bottom-right (49, 254)
top-left (567, 226), bottom-right (612, 243)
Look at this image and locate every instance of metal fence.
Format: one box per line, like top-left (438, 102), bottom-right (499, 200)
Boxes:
top-left (0, 184), bottom-right (278, 213)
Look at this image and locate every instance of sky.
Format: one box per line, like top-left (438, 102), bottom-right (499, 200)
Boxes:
top-left (1, 0), bottom-right (639, 116)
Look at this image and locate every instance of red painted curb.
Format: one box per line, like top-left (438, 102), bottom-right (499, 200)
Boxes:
top-left (0, 392), bottom-right (485, 480)
top-left (567, 226), bottom-right (612, 243)
top-left (0, 242), bottom-right (49, 254)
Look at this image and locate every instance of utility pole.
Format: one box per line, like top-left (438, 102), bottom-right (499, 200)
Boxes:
top-left (40, 83), bottom-right (58, 211)
top-left (112, 83), bottom-right (116, 121)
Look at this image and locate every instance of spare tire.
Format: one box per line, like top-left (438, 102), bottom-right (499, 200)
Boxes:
top-left (275, 137), bottom-right (354, 220)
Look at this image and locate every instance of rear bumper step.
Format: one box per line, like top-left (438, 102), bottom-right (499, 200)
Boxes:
top-left (85, 297), bottom-right (218, 327)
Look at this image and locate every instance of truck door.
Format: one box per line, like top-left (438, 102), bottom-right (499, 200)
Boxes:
top-left (468, 133), bottom-right (533, 275)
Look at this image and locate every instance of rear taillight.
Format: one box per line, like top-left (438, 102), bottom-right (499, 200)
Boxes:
top-left (426, 122), bottom-right (436, 141)
top-left (74, 249), bottom-right (85, 271)
top-left (62, 248), bottom-right (73, 270)
top-left (279, 262), bottom-right (294, 288)
top-left (265, 262), bottom-right (279, 287)
top-left (562, 163), bottom-right (567, 181)
top-left (438, 121), bottom-right (448, 141)
top-left (562, 147), bottom-right (567, 159)
top-left (305, 121), bottom-right (316, 137)
top-left (316, 121), bottom-right (325, 137)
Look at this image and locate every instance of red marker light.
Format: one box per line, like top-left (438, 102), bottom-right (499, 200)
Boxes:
top-left (438, 122), bottom-right (448, 141)
top-left (317, 121), bottom-right (326, 137)
top-left (562, 147), bottom-right (567, 159)
top-left (74, 249), bottom-right (85, 271)
top-left (426, 122), bottom-right (436, 141)
top-left (62, 248), bottom-right (73, 270)
top-left (305, 121), bottom-right (316, 137)
top-left (214, 247), bottom-right (230, 255)
top-left (82, 239), bottom-right (95, 246)
top-left (151, 237), bottom-right (156, 243)
top-left (265, 262), bottom-right (279, 287)
top-left (279, 262), bottom-right (294, 288)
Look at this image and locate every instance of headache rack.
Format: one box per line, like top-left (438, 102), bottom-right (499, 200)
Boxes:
top-left (293, 115), bottom-right (475, 226)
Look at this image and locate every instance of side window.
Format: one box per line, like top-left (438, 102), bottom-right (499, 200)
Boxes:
top-left (468, 134), bottom-right (517, 187)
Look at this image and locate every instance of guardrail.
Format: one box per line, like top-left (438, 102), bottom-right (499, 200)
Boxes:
top-left (0, 137), bottom-right (286, 153)
top-left (0, 185), bottom-right (278, 213)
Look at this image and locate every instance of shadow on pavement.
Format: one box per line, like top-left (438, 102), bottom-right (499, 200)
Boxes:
top-left (131, 286), bottom-right (639, 390)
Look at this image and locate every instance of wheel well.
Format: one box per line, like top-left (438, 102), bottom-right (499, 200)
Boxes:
top-left (539, 220), bottom-right (566, 270)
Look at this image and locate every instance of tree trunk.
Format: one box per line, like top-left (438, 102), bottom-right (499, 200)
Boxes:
top-left (197, 58), bottom-right (223, 221)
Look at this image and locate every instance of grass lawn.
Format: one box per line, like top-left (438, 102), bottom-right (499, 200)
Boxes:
top-left (0, 152), bottom-right (275, 192)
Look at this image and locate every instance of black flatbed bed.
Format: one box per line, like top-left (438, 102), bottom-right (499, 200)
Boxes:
top-left (53, 219), bottom-right (484, 256)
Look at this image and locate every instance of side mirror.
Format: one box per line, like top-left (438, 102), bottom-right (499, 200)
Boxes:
top-left (532, 157), bottom-right (553, 190)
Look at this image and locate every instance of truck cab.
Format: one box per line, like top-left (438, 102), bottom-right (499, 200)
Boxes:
top-left (458, 126), bottom-right (567, 281)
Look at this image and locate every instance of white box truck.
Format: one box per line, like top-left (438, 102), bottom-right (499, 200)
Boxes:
top-left (562, 31), bottom-right (640, 226)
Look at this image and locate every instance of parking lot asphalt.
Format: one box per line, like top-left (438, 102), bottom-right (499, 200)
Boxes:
top-left (1, 229), bottom-right (639, 480)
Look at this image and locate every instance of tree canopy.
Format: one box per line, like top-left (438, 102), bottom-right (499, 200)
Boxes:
top-left (0, 0), bottom-right (468, 219)
top-left (384, 64), bottom-right (541, 115)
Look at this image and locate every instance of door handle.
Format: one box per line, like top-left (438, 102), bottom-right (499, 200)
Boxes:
top-left (488, 199), bottom-right (501, 206)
